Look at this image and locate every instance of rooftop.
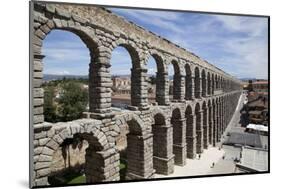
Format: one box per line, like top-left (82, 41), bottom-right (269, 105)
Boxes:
top-left (238, 147), bottom-right (268, 172)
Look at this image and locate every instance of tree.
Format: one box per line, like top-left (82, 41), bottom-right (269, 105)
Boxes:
top-left (57, 81), bottom-right (88, 121)
top-left (43, 86), bottom-right (58, 122)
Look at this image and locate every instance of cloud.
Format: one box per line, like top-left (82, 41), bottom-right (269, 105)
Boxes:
top-left (214, 15), bottom-right (268, 37)
top-left (111, 8), bottom-right (186, 34)
top-left (42, 10), bottom-right (268, 79)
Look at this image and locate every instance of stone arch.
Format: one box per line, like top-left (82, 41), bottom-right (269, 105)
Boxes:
top-left (215, 74), bottom-right (218, 91)
top-left (207, 72), bottom-right (211, 95)
top-left (146, 52), bottom-right (167, 105)
top-left (217, 97), bottom-right (221, 140)
top-left (202, 101), bottom-right (208, 149)
top-left (185, 105), bottom-right (196, 159)
top-left (34, 120), bottom-right (116, 186)
top-left (152, 112), bottom-right (174, 175)
top-left (221, 77), bottom-right (224, 91)
top-left (201, 69), bottom-right (207, 97)
top-left (195, 103), bottom-right (203, 154)
top-left (219, 76), bottom-right (222, 90)
top-left (171, 107), bottom-right (186, 166)
top-left (113, 113), bottom-right (154, 180)
top-left (215, 98), bottom-right (220, 142)
top-left (151, 107), bottom-right (168, 124)
top-left (211, 73), bottom-right (215, 95)
top-left (207, 100), bottom-right (213, 145)
top-left (111, 40), bottom-right (145, 108)
top-left (212, 98), bottom-right (216, 146)
top-left (171, 59), bottom-right (182, 101)
top-left (112, 39), bottom-right (141, 68)
top-left (185, 63), bottom-right (193, 100)
top-left (33, 16), bottom-right (102, 122)
top-left (194, 67), bottom-right (201, 98)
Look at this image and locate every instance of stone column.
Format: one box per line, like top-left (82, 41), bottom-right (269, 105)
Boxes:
top-left (216, 105), bottom-right (220, 142)
top-left (196, 110), bottom-right (204, 154)
top-left (186, 115), bottom-right (196, 159)
top-left (33, 54), bottom-right (45, 125)
top-left (185, 74), bottom-right (195, 100)
top-left (173, 74), bottom-right (185, 102)
top-left (126, 133), bottom-right (155, 179)
top-left (202, 77), bottom-right (207, 97)
top-left (156, 71), bottom-right (169, 105)
top-left (195, 77), bottom-right (202, 99)
top-left (89, 59), bottom-right (112, 118)
top-left (221, 103), bottom-right (225, 133)
top-left (212, 78), bottom-right (215, 95)
top-left (203, 109), bottom-right (209, 149)
top-left (131, 67), bottom-right (149, 110)
top-left (208, 107), bottom-right (213, 145)
top-left (207, 77), bottom-right (212, 96)
top-left (85, 148), bottom-right (119, 182)
top-left (173, 118), bottom-right (187, 166)
top-left (33, 123), bottom-right (52, 187)
top-left (223, 101), bottom-right (228, 129)
top-left (212, 105), bottom-right (217, 147)
top-left (219, 103), bottom-right (223, 139)
top-left (153, 124), bottom-right (174, 175)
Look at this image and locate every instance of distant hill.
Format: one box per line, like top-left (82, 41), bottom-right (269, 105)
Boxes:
top-left (43, 74), bottom-right (174, 81)
top-left (239, 78), bottom-right (257, 82)
top-left (43, 74), bottom-right (88, 81)
top-left (239, 78), bottom-right (268, 82)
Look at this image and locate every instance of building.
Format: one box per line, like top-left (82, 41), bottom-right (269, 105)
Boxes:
top-left (248, 80), bottom-right (268, 94)
top-left (246, 92), bottom-right (268, 126)
top-left (112, 76), bottom-right (131, 95)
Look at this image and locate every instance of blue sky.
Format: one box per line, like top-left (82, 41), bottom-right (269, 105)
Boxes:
top-left (42, 7), bottom-right (268, 79)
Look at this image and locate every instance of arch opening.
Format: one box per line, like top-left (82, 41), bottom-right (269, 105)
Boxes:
top-left (207, 72), bottom-right (211, 95)
top-left (202, 102), bottom-right (208, 149)
top-left (194, 67), bottom-right (201, 98)
top-left (147, 54), bottom-right (165, 105)
top-left (171, 108), bottom-right (186, 165)
top-left (201, 70), bottom-right (207, 97)
top-left (42, 29), bottom-right (93, 123)
top-left (111, 46), bottom-right (134, 110)
top-left (152, 113), bottom-right (174, 175)
top-left (195, 103), bottom-right (203, 154)
top-left (47, 129), bottom-right (111, 186)
top-left (185, 64), bottom-right (193, 100)
top-left (185, 105), bottom-right (196, 159)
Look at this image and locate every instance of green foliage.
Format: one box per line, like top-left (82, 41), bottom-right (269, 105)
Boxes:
top-left (43, 79), bottom-right (88, 123)
top-left (48, 171), bottom-right (86, 186)
top-left (57, 82), bottom-right (88, 122)
top-left (67, 175), bottom-right (86, 184)
top-left (119, 159), bottom-right (127, 181)
top-left (44, 86), bottom-right (58, 122)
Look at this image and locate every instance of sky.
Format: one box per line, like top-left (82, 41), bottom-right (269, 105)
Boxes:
top-left (42, 7), bottom-right (268, 79)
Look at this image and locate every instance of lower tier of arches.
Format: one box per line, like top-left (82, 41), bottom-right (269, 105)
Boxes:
top-left (32, 91), bottom-right (241, 187)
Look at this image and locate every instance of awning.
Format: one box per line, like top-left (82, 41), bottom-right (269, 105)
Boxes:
top-left (246, 124), bottom-right (268, 132)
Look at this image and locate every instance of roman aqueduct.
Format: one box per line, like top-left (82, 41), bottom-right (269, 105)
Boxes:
top-left (31, 2), bottom-right (242, 186)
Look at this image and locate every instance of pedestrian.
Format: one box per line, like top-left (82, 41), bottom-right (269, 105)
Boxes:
top-left (211, 162), bottom-right (215, 168)
top-left (222, 155), bottom-right (225, 160)
top-left (198, 154), bottom-right (201, 160)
